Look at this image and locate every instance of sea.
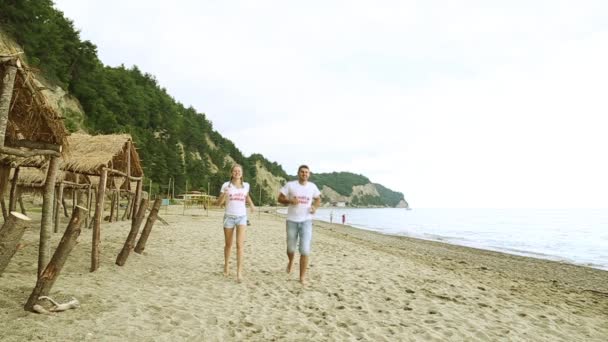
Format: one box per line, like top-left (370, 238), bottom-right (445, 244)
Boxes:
top-left (308, 208), bottom-right (608, 271)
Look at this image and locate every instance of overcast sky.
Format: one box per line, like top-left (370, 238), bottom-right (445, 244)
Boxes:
top-left (53, 0), bottom-right (608, 208)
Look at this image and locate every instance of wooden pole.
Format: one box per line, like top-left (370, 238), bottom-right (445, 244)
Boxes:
top-left (61, 191), bottom-right (69, 218)
top-left (8, 167), bottom-right (19, 212)
top-left (108, 189), bottom-right (116, 223)
top-left (116, 198), bottom-right (148, 266)
top-left (122, 192), bottom-right (131, 221)
top-left (53, 181), bottom-right (64, 233)
top-left (0, 60), bottom-right (18, 147)
top-left (134, 198), bottom-right (161, 254)
top-left (131, 180), bottom-right (142, 220)
top-left (85, 185), bottom-right (92, 228)
top-left (24, 206), bottom-right (86, 312)
top-left (0, 211), bottom-right (31, 275)
top-left (115, 182), bottom-right (120, 220)
top-left (91, 169), bottom-right (107, 272)
top-left (166, 177), bottom-right (171, 200)
top-left (0, 165), bottom-right (10, 221)
top-left (17, 191), bottom-right (26, 215)
top-left (183, 180), bottom-right (188, 215)
top-left (86, 187), bottom-right (94, 229)
top-left (0, 199), bottom-right (6, 222)
top-left (126, 140), bottom-right (131, 182)
top-left (39, 156), bottom-right (60, 276)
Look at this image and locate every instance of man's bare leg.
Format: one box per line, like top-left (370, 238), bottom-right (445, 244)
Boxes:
top-left (299, 255), bottom-right (308, 285)
top-left (287, 252), bottom-right (295, 274)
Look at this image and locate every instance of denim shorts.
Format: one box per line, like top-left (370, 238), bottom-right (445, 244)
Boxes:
top-left (286, 220), bottom-right (313, 256)
top-left (223, 214), bottom-right (247, 228)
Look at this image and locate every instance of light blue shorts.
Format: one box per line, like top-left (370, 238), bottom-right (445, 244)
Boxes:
top-left (286, 220), bottom-right (313, 256)
top-left (223, 214), bottom-right (247, 228)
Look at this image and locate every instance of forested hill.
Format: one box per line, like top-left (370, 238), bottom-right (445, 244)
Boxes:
top-left (310, 172), bottom-right (407, 208)
top-left (0, 0), bottom-right (287, 203)
top-left (0, 1), bottom-right (407, 207)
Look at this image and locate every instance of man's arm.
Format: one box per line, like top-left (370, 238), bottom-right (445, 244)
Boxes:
top-left (310, 196), bottom-right (321, 214)
top-left (277, 192), bottom-right (294, 205)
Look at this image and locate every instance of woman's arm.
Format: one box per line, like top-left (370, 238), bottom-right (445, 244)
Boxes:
top-left (246, 194), bottom-right (256, 213)
top-left (215, 187), bottom-right (228, 206)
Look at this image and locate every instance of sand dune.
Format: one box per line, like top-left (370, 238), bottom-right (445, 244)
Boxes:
top-left (1, 206), bottom-right (607, 341)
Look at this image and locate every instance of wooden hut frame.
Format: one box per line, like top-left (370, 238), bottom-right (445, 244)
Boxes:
top-left (0, 54), bottom-right (69, 276)
top-left (6, 133), bottom-right (144, 272)
top-left (59, 133), bottom-right (144, 272)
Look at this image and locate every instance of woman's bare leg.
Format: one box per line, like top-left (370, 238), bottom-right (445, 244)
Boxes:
top-left (223, 228), bottom-right (234, 276)
top-left (235, 225), bottom-right (247, 282)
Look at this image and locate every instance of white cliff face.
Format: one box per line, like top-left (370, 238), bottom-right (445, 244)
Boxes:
top-left (396, 199), bottom-right (410, 208)
top-left (351, 184), bottom-right (380, 197)
top-left (254, 161), bottom-right (286, 202)
top-left (321, 186), bottom-right (349, 203)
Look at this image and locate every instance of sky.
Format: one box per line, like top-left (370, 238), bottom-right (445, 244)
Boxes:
top-left (52, 0), bottom-right (608, 208)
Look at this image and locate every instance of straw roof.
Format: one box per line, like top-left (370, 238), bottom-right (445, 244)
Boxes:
top-left (14, 166), bottom-right (64, 188)
top-left (1, 59), bottom-right (69, 148)
top-left (62, 133), bottom-right (143, 177)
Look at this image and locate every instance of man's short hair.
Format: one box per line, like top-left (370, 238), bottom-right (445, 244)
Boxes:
top-left (298, 165), bottom-right (310, 173)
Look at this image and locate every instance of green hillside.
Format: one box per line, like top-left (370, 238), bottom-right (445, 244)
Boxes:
top-left (0, 1), bottom-right (407, 207)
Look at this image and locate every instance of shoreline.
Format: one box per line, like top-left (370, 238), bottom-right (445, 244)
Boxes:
top-left (1, 206), bottom-right (607, 341)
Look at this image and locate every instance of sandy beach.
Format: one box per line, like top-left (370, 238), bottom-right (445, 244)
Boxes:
top-left (1, 205), bottom-right (607, 341)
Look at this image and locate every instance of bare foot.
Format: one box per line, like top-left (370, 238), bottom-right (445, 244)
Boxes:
top-left (299, 278), bottom-right (307, 286)
top-left (286, 263), bottom-right (293, 274)
top-left (237, 273), bottom-right (243, 283)
top-left (223, 266), bottom-right (229, 277)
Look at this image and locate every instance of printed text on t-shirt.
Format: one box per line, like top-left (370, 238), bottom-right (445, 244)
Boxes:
top-left (229, 193), bottom-right (246, 202)
top-left (294, 196), bottom-right (310, 204)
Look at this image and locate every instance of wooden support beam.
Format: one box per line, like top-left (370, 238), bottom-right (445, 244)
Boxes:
top-left (0, 146), bottom-right (61, 158)
top-left (24, 206), bottom-right (86, 312)
top-left (39, 156), bottom-right (60, 276)
top-left (121, 193), bottom-right (131, 221)
top-left (116, 198), bottom-right (148, 266)
top-left (6, 139), bottom-right (62, 153)
top-left (0, 60), bottom-right (18, 147)
top-left (8, 167), bottom-right (19, 212)
top-left (85, 185), bottom-right (92, 229)
top-left (0, 211), bottom-right (31, 276)
top-left (18, 191), bottom-right (26, 215)
top-left (134, 198), bottom-right (162, 254)
top-left (90, 169), bottom-right (107, 272)
top-left (53, 182), bottom-right (64, 233)
top-left (131, 180), bottom-right (142, 220)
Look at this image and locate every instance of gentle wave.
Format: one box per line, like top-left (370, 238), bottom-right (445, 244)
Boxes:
top-left (313, 208), bottom-right (608, 271)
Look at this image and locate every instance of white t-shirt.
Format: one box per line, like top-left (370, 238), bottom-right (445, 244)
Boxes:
top-left (280, 181), bottom-right (321, 222)
top-left (220, 181), bottom-right (250, 216)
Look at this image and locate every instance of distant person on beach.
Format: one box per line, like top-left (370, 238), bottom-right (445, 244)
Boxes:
top-left (215, 164), bottom-right (255, 282)
top-left (278, 165), bottom-right (321, 285)
top-left (330, 211), bottom-right (334, 223)
top-left (342, 214), bottom-right (346, 224)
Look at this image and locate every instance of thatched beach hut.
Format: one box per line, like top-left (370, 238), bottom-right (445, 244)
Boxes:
top-left (61, 133), bottom-right (144, 271)
top-left (1, 52), bottom-right (69, 276)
